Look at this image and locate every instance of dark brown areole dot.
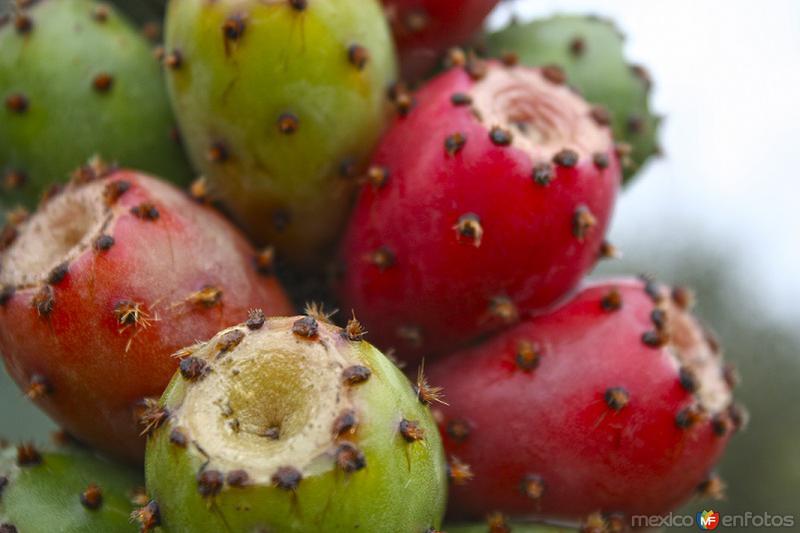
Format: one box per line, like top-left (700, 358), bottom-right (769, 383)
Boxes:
top-left (332, 409), bottom-right (358, 436)
top-left (217, 329), bottom-right (245, 355)
top-left (169, 427), bottom-right (188, 447)
top-left (272, 466), bottom-right (302, 491)
top-left (572, 205), bottom-right (597, 241)
top-left (223, 14), bottom-right (246, 42)
top-left (103, 180), bottom-right (131, 206)
top-left (47, 261), bottom-right (69, 285)
top-left (515, 340), bottom-right (541, 371)
top-left (444, 132), bottom-right (467, 156)
top-left (489, 126), bottom-right (513, 146)
top-left (671, 286), bottom-right (696, 310)
top-left (446, 418), bottom-right (470, 442)
top-left (207, 141), bottom-right (229, 163)
top-left (80, 484), bottom-right (103, 510)
top-left (164, 49), bottom-right (183, 69)
top-left (180, 356), bottom-right (209, 381)
top-left (366, 165), bottom-right (389, 189)
top-left (0, 224), bottom-right (18, 253)
top-left (570, 36), bottom-right (586, 56)
top-left (627, 115), bottom-right (644, 134)
top-left (600, 288), bottom-right (622, 311)
top-left (335, 441), bottom-right (366, 473)
top-left (138, 399), bottom-right (169, 437)
top-left (678, 367), bottom-right (699, 393)
top-left (4, 169), bottom-right (27, 190)
top-left (464, 55), bottom-right (488, 81)
top-left (16, 443), bottom-right (42, 466)
top-left (399, 419), bottom-right (424, 442)
top-left (130, 203), bottom-right (159, 221)
top-left (592, 152), bottom-right (610, 170)
top-left (0, 525), bottom-right (17, 533)
top-left (604, 387), bottom-right (630, 411)
top-left (453, 213), bottom-right (483, 247)
top-left (91, 5), bottom-right (109, 22)
top-left (292, 316), bottom-right (318, 338)
top-left (15, 14), bottom-right (33, 34)
top-left (344, 316), bottom-right (366, 341)
top-left (639, 275), bottom-right (663, 303)
top-left (532, 162), bottom-right (554, 186)
top-left (641, 329), bottom-right (667, 348)
top-left (131, 500), bottom-right (161, 532)
top-left (254, 246), bottom-right (275, 275)
top-left (711, 412), bottom-right (732, 436)
top-left (226, 469), bottom-right (250, 488)
top-left (197, 469), bottom-right (224, 498)
top-left (368, 245), bottom-right (395, 270)
top-left (26, 374), bottom-right (52, 399)
top-left (262, 426), bottom-right (280, 440)
top-left (92, 73), bottom-right (114, 93)
top-left (342, 365), bottom-right (371, 385)
top-left (5, 93), bottom-right (29, 113)
top-left (675, 404), bottom-right (705, 429)
top-left (0, 285), bottom-right (15, 306)
top-left (650, 308), bottom-right (667, 330)
top-left (347, 44), bottom-right (369, 70)
top-left (697, 473), bottom-right (726, 500)
top-left (450, 92), bottom-right (472, 106)
top-left (553, 148), bottom-right (579, 167)
top-left (447, 455), bottom-right (473, 485)
top-left (590, 106), bottom-right (611, 126)
top-left (277, 112), bottom-right (299, 134)
top-left (500, 51), bottom-right (519, 67)
top-left (338, 157), bottom-right (358, 179)
top-left (32, 285), bottom-right (55, 317)
top-left (520, 473), bottom-right (545, 500)
top-left (541, 64), bottom-right (566, 85)
top-left (188, 285), bottom-right (223, 308)
top-left (93, 234), bottom-right (115, 251)
top-left (288, 0), bottom-right (307, 12)
top-left (246, 308), bottom-right (266, 330)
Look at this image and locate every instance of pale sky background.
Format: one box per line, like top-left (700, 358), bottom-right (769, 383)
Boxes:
top-left (492, 0), bottom-right (800, 327)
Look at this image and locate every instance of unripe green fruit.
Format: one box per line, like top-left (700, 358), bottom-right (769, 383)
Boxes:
top-left (0, 0), bottom-right (192, 211)
top-left (484, 15), bottom-right (662, 184)
top-left (0, 440), bottom-right (143, 532)
top-left (164, 0), bottom-right (397, 269)
top-left (145, 313), bottom-right (447, 532)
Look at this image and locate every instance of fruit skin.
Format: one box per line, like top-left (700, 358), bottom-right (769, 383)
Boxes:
top-left (383, 0), bottom-right (500, 81)
top-left (429, 279), bottom-right (739, 523)
top-left (0, 440), bottom-right (143, 532)
top-left (0, 0), bottom-right (192, 211)
top-left (484, 15), bottom-right (662, 184)
top-left (164, 0), bottom-right (397, 269)
top-left (145, 315), bottom-right (447, 532)
top-left (339, 61), bottom-right (620, 363)
top-left (0, 169), bottom-right (293, 464)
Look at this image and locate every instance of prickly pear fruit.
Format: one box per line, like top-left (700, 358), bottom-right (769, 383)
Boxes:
top-left (382, 0), bottom-right (500, 81)
top-left (145, 313), bottom-right (447, 533)
top-left (0, 167), bottom-right (293, 463)
top-left (0, 0), bottom-right (192, 211)
top-left (429, 279), bottom-right (742, 524)
top-left (163, 0), bottom-right (397, 269)
top-left (0, 440), bottom-right (143, 532)
top-left (339, 60), bottom-right (620, 363)
top-left (484, 15), bottom-right (662, 183)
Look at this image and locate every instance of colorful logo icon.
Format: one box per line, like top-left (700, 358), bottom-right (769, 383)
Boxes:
top-left (696, 510), bottom-right (721, 530)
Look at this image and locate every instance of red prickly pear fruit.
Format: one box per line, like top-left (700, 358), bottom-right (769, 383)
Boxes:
top-left (0, 166), bottom-right (293, 463)
top-left (339, 61), bottom-right (620, 364)
top-left (382, 0), bottom-right (500, 81)
top-left (428, 279), bottom-right (742, 523)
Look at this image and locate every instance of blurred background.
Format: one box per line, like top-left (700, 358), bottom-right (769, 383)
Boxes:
top-left (2, 0), bottom-right (798, 530)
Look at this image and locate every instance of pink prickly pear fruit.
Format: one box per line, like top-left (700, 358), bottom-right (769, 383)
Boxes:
top-left (428, 279), bottom-right (743, 524)
top-left (0, 164), bottom-right (293, 463)
top-left (382, 0), bottom-right (500, 81)
top-left (339, 60), bottom-right (620, 364)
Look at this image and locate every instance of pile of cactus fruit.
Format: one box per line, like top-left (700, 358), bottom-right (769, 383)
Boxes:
top-left (0, 1), bottom-right (743, 532)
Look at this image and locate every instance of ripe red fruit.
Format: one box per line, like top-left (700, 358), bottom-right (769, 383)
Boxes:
top-left (383, 0), bottom-right (500, 80)
top-left (0, 168), bottom-right (293, 463)
top-left (339, 61), bottom-right (620, 363)
top-left (428, 279), bottom-right (742, 522)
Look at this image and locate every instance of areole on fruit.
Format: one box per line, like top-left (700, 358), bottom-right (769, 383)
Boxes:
top-left (145, 314), bottom-right (447, 532)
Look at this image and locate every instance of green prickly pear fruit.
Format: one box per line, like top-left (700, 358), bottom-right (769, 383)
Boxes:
top-left (164, 0), bottom-right (397, 269)
top-left (0, 0), bottom-right (192, 211)
top-left (0, 439), bottom-right (143, 532)
top-left (145, 312), bottom-right (447, 532)
top-left (484, 15), bottom-right (662, 184)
